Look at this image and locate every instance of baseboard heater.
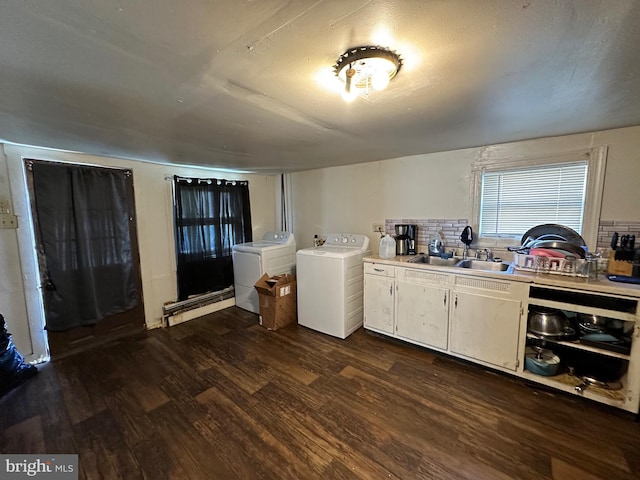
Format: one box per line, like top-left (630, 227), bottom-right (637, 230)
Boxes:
top-left (162, 287), bottom-right (236, 327)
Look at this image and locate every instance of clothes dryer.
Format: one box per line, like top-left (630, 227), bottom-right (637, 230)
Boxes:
top-left (232, 231), bottom-right (296, 314)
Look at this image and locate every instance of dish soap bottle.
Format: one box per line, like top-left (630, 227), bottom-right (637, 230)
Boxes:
top-left (379, 234), bottom-right (397, 259)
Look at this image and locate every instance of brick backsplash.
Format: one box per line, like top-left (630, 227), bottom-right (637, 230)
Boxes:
top-left (597, 220), bottom-right (640, 251)
top-left (385, 218), bottom-right (470, 252)
top-left (382, 219), bottom-right (639, 259)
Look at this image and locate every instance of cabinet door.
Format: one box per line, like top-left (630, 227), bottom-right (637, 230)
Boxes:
top-left (364, 275), bottom-right (394, 333)
top-left (396, 281), bottom-right (449, 350)
top-left (449, 291), bottom-right (521, 370)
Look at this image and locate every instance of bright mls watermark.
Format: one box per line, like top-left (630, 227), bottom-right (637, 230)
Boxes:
top-left (1, 455), bottom-right (78, 479)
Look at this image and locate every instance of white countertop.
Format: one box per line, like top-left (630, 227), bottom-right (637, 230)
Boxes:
top-left (364, 255), bottom-right (640, 298)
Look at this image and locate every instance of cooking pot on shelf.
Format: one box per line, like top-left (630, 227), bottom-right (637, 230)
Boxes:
top-left (562, 348), bottom-right (627, 393)
top-left (525, 346), bottom-right (560, 376)
top-left (527, 307), bottom-right (575, 339)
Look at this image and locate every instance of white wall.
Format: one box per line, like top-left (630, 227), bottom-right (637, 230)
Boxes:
top-left (0, 144), bottom-right (277, 361)
top-left (0, 148), bottom-right (32, 358)
top-left (4, 124), bottom-right (639, 360)
top-left (289, 126), bottom-right (640, 253)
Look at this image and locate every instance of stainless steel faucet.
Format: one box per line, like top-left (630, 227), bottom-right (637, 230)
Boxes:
top-left (474, 248), bottom-right (493, 261)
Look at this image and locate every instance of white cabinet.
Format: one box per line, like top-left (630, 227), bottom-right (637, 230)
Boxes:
top-left (363, 259), bottom-right (640, 413)
top-left (449, 291), bottom-right (522, 370)
top-left (364, 261), bottom-right (526, 371)
top-left (396, 268), bottom-right (450, 350)
top-left (363, 263), bottom-right (395, 334)
top-left (449, 275), bottom-right (525, 371)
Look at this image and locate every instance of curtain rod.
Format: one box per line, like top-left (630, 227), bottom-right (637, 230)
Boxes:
top-left (166, 175), bottom-right (249, 186)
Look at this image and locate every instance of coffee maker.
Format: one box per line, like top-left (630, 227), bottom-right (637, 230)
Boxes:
top-left (395, 224), bottom-right (418, 255)
top-left (407, 224), bottom-right (417, 255)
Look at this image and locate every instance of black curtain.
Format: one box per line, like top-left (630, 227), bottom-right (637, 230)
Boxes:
top-left (31, 162), bottom-right (139, 332)
top-left (174, 177), bottom-right (252, 301)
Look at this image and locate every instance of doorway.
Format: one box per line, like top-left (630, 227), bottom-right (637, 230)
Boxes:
top-left (25, 159), bottom-right (145, 359)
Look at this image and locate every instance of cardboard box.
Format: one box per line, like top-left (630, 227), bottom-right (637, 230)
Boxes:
top-left (254, 274), bottom-right (297, 330)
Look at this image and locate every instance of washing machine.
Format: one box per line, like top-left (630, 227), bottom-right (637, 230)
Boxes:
top-left (296, 233), bottom-right (371, 339)
top-left (232, 231), bottom-right (296, 314)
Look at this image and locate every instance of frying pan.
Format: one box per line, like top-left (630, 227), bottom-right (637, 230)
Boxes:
top-left (520, 224), bottom-right (586, 247)
top-left (507, 233), bottom-right (574, 253)
top-left (575, 376), bottom-right (623, 393)
top-left (529, 240), bottom-right (586, 258)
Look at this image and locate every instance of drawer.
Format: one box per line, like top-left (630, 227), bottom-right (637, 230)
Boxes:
top-left (364, 263), bottom-right (396, 278)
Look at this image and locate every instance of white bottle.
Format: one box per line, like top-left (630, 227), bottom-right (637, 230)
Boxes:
top-left (379, 234), bottom-right (397, 259)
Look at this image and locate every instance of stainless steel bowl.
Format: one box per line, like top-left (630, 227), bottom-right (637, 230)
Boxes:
top-left (528, 307), bottom-right (575, 338)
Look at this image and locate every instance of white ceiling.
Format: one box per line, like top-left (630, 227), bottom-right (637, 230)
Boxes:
top-left (1, 1), bottom-right (639, 173)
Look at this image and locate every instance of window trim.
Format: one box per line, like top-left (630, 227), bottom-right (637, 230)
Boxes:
top-left (470, 146), bottom-right (607, 250)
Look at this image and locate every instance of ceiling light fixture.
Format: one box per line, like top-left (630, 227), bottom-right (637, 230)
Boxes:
top-left (333, 46), bottom-right (402, 102)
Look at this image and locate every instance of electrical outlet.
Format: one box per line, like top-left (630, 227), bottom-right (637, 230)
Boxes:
top-left (372, 223), bottom-right (385, 234)
top-left (0, 199), bottom-right (9, 214)
top-left (0, 213), bottom-right (18, 229)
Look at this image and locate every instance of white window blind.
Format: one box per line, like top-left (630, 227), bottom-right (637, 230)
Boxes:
top-left (479, 162), bottom-right (588, 238)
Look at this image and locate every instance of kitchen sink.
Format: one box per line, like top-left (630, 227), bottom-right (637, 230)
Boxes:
top-left (455, 259), bottom-right (512, 272)
top-left (407, 255), bottom-right (460, 267)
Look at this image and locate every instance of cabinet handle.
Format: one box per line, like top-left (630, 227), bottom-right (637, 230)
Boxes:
top-left (389, 284), bottom-right (393, 295)
top-left (443, 292), bottom-right (447, 306)
top-left (374, 268), bottom-right (384, 272)
top-left (454, 295), bottom-right (458, 308)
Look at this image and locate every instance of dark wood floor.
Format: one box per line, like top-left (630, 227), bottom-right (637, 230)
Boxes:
top-left (1, 306), bottom-right (639, 479)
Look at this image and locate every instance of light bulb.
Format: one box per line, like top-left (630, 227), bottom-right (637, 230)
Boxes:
top-left (342, 88), bottom-right (358, 102)
top-left (371, 69), bottom-right (390, 91)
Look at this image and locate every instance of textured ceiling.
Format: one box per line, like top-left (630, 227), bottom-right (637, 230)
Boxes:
top-left (1, 1), bottom-right (639, 173)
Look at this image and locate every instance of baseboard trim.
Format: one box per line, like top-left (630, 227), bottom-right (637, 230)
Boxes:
top-left (165, 298), bottom-right (236, 327)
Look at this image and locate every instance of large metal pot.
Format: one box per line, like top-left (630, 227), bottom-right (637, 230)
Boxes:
top-left (564, 350), bottom-right (627, 393)
top-left (527, 307), bottom-right (575, 338)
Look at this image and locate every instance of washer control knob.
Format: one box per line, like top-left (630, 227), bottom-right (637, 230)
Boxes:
top-left (342, 237), bottom-right (349, 244)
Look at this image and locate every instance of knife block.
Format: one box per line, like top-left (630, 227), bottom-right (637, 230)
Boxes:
top-left (607, 250), bottom-right (635, 276)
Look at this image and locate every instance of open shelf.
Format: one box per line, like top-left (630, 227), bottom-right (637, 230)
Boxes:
top-left (521, 370), bottom-right (628, 409)
top-left (526, 332), bottom-right (631, 360)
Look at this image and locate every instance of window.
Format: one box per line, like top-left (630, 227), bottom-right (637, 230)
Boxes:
top-left (173, 177), bottom-right (252, 300)
top-left (471, 147), bottom-right (607, 248)
top-left (480, 162), bottom-right (588, 238)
